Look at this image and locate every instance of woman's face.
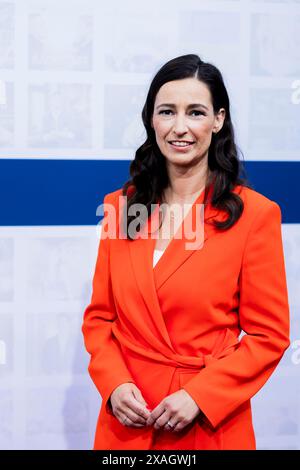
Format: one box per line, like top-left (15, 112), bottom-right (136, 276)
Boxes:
top-left (151, 77), bottom-right (225, 169)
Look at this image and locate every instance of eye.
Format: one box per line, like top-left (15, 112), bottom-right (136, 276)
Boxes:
top-left (159, 110), bottom-right (172, 115)
top-left (158, 110), bottom-right (205, 116)
top-left (191, 110), bottom-right (205, 116)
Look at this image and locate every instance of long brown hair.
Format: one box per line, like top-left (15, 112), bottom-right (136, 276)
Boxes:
top-left (121, 53), bottom-right (252, 240)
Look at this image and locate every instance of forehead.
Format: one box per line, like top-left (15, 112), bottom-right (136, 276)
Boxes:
top-left (155, 78), bottom-right (212, 106)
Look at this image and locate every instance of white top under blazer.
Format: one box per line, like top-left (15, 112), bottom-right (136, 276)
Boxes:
top-left (153, 248), bottom-right (166, 267)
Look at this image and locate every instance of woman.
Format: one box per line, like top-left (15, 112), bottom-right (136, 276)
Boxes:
top-left (82, 54), bottom-right (290, 450)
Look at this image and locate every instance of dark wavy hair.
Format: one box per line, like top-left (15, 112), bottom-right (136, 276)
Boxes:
top-left (121, 53), bottom-right (252, 240)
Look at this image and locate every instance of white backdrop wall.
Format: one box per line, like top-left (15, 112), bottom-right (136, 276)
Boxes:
top-left (0, 0), bottom-right (299, 450)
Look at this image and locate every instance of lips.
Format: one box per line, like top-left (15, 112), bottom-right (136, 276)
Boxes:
top-left (168, 140), bottom-right (195, 144)
top-left (168, 141), bottom-right (195, 149)
top-left (168, 141), bottom-right (195, 151)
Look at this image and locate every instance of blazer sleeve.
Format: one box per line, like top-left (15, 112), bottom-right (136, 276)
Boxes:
top-left (81, 192), bottom-right (135, 415)
top-left (182, 200), bottom-right (291, 429)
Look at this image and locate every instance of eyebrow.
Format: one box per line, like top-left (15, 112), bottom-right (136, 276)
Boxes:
top-left (156, 103), bottom-right (209, 111)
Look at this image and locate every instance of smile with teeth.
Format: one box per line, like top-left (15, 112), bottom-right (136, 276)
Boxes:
top-left (169, 141), bottom-right (195, 147)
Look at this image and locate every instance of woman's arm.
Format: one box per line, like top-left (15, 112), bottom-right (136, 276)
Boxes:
top-left (182, 200), bottom-right (291, 428)
top-left (82, 192), bottom-right (135, 415)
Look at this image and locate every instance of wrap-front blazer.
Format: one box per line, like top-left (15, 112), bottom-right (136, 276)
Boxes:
top-left (82, 182), bottom-right (290, 450)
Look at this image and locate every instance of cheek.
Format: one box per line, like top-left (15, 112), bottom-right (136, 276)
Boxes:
top-left (153, 120), bottom-right (170, 138)
top-left (193, 123), bottom-right (214, 140)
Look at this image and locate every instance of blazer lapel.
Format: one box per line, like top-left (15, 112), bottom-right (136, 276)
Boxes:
top-left (128, 204), bottom-right (175, 350)
top-left (127, 181), bottom-right (221, 349)
top-left (153, 184), bottom-right (219, 291)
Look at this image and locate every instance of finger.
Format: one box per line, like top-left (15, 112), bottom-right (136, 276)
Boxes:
top-left (172, 420), bottom-right (186, 433)
top-left (131, 388), bottom-right (151, 413)
top-left (125, 397), bottom-right (150, 421)
top-left (130, 389), bottom-right (151, 419)
top-left (130, 401), bottom-right (151, 420)
top-left (122, 405), bottom-right (148, 425)
top-left (146, 404), bottom-right (166, 426)
top-left (117, 411), bottom-right (146, 428)
top-left (163, 418), bottom-right (178, 431)
top-left (152, 409), bottom-right (170, 429)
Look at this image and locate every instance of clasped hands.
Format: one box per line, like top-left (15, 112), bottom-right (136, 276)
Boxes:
top-left (109, 383), bottom-right (202, 433)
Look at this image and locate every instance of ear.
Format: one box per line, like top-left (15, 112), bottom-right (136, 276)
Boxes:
top-left (212, 108), bottom-right (226, 134)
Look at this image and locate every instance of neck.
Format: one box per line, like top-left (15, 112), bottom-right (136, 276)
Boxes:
top-left (163, 169), bottom-right (209, 205)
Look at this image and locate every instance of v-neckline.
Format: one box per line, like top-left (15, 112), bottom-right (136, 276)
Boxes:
top-left (152, 185), bottom-right (207, 271)
top-left (127, 178), bottom-right (220, 300)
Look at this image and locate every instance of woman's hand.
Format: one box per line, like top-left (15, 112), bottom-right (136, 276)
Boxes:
top-left (146, 389), bottom-right (202, 432)
top-left (110, 383), bottom-right (151, 428)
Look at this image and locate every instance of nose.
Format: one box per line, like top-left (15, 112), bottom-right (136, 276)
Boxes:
top-left (172, 113), bottom-right (189, 135)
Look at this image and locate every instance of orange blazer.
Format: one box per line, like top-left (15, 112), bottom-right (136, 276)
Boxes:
top-left (82, 183), bottom-right (290, 450)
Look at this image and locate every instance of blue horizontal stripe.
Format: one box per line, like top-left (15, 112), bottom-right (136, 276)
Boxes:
top-left (0, 159), bottom-right (299, 225)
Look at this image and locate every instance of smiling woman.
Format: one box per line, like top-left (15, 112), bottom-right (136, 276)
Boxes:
top-left (121, 54), bottom-right (251, 240)
top-left (152, 80), bottom-right (225, 160)
top-left (82, 54), bottom-right (290, 451)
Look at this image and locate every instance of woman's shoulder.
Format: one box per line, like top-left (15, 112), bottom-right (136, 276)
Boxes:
top-left (233, 184), bottom-right (282, 224)
top-left (234, 184), bottom-right (280, 210)
top-left (102, 187), bottom-right (124, 204)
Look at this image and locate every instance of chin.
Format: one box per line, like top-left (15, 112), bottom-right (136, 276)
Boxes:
top-left (167, 157), bottom-right (195, 166)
